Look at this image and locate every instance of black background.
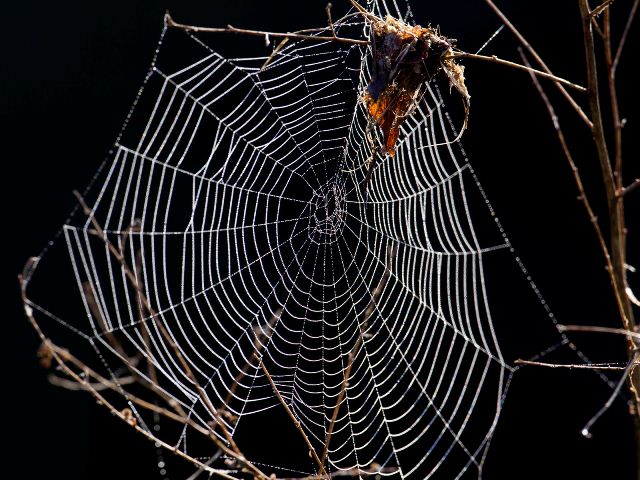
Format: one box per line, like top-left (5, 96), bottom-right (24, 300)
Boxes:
top-left (3, 1), bottom-right (639, 479)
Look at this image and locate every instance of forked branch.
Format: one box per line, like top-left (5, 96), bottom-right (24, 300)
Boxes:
top-left (517, 48), bottom-right (629, 333)
top-left (165, 4), bottom-right (586, 95)
top-left (20, 279), bottom-right (259, 480)
top-left (71, 191), bottom-right (248, 458)
top-left (27, 192), bottom-right (274, 480)
top-left (164, 11), bottom-right (369, 46)
top-left (321, 246), bottom-right (396, 466)
top-left (618, 179), bottom-right (640, 197)
top-left (260, 360), bottom-right (328, 477)
top-left (483, 0), bottom-right (593, 126)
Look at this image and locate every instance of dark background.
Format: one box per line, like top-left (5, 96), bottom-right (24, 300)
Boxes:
top-left (3, 0), bottom-right (639, 478)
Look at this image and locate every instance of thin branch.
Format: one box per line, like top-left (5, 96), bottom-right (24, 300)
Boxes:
top-left (326, 3), bottom-right (337, 38)
top-left (81, 281), bottom-right (128, 358)
top-left (579, 1), bottom-right (635, 337)
top-left (483, 0), bottom-right (593, 127)
top-left (450, 51), bottom-right (586, 92)
top-left (49, 373), bottom-right (136, 390)
top-left (20, 284), bottom-right (246, 480)
top-left (43, 343), bottom-right (215, 438)
top-left (84, 272), bottom-right (185, 417)
top-left (603, 10), bottom-right (634, 353)
top-left (70, 192), bottom-right (270, 479)
top-left (592, 0), bottom-right (617, 17)
top-left (515, 359), bottom-right (636, 371)
top-left (167, 7), bottom-right (588, 100)
top-left (260, 38), bottom-right (289, 71)
top-left (74, 193), bottom-right (232, 429)
top-left (321, 246), bottom-right (396, 467)
top-left (580, 0), bottom-right (640, 419)
top-left (613, 0), bottom-right (640, 73)
top-left (603, 10), bottom-right (626, 227)
top-left (618, 178), bottom-right (640, 197)
top-left (578, 1), bottom-right (617, 216)
top-left (628, 287), bottom-right (640, 308)
top-left (165, 11), bottom-right (369, 46)
top-left (260, 2), bottom-right (361, 71)
top-left (186, 452), bottom-right (224, 480)
top-left (133, 245), bottom-right (160, 387)
top-left (347, 0), bottom-right (379, 22)
top-left (24, 291), bottom-right (270, 480)
top-left (282, 466), bottom-right (399, 480)
top-left (581, 350), bottom-right (640, 438)
top-left (517, 49), bottom-right (628, 329)
top-left (215, 311), bottom-right (281, 424)
top-left (591, 16), bottom-right (606, 39)
top-left (260, 360), bottom-right (327, 477)
top-left (558, 324), bottom-right (640, 341)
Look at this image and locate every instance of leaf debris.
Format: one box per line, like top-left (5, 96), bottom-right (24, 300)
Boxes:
top-left (364, 15), bottom-right (470, 156)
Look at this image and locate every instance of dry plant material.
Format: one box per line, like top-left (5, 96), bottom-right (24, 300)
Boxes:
top-left (37, 342), bottom-right (53, 369)
top-left (364, 16), bottom-right (470, 156)
top-left (122, 407), bottom-right (137, 427)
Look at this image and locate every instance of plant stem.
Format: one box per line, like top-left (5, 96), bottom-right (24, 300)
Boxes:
top-left (483, 0), bottom-right (593, 127)
top-left (165, 11), bottom-right (369, 46)
top-left (450, 52), bottom-right (587, 92)
top-left (579, 0), bottom-right (639, 473)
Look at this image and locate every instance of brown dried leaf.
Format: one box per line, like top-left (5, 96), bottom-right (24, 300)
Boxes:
top-left (364, 15), bottom-right (469, 156)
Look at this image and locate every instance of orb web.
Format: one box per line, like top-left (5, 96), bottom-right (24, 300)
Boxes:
top-left (23, 1), bottom-right (545, 479)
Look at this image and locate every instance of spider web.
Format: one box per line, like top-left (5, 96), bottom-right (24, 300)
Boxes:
top-left (22, 1), bottom-right (568, 479)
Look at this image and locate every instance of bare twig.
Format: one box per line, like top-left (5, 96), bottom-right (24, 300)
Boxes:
top-left (213, 310), bottom-right (282, 432)
top-left (321, 246), bottom-right (396, 467)
top-left (260, 360), bottom-right (327, 477)
top-left (133, 245), bottom-right (160, 387)
top-left (450, 51), bottom-right (586, 92)
top-left (43, 343), bottom-right (215, 438)
top-left (48, 373), bottom-right (136, 390)
top-left (558, 324), bottom-right (640, 341)
top-left (517, 49), bottom-right (627, 330)
top-left (515, 359), bottom-right (637, 371)
top-left (603, 10), bottom-right (624, 195)
top-left (261, 38), bottom-right (289, 71)
top-left (612, 0), bottom-right (640, 73)
top-left (167, 6), bottom-right (588, 102)
top-left (591, 15), bottom-right (606, 39)
top-left (346, 0), bottom-right (378, 22)
top-left (20, 279), bottom-right (249, 480)
top-left (519, 5), bottom-right (640, 444)
top-left (576, 17), bottom-right (640, 457)
top-left (25, 287), bottom-right (268, 478)
top-left (82, 281), bottom-right (128, 358)
top-left (592, 0), bottom-right (617, 17)
top-left (326, 3), bottom-right (337, 38)
top-left (483, 0), bottom-right (593, 127)
top-left (581, 350), bottom-right (640, 438)
top-left (618, 178), bottom-right (640, 197)
top-left (281, 465), bottom-right (399, 480)
top-left (165, 11), bottom-right (369, 46)
top-left (70, 192), bottom-right (269, 479)
top-left (84, 267), bottom-right (185, 417)
top-left (74, 194), bottom-right (232, 427)
top-left (578, 0), bottom-right (634, 334)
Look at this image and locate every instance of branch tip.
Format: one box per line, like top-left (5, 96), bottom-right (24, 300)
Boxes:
top-left (164, 10), bottom-right (174, 27)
